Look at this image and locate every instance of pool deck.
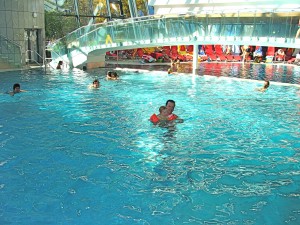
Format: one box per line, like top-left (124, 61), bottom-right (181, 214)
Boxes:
top-left (105, 59), bottom-right (297, 66)
top-left (0, 68), bottom-right (25, 73)
top-left (0, 65), bottom-right (45, 73)
top-left (0, 60), bottom-right (298, 73)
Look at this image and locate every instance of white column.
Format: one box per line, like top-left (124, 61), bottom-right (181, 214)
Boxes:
top-left (192, 44), bottom-right (198, 75)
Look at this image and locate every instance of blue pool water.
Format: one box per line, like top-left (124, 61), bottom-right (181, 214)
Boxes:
top-left (0, 64), bottom-right (300, 224)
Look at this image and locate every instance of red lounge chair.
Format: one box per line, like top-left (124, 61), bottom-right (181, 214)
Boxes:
top-left (187, 45), bottom-right (193, 54)
top-left (106, 51), bottom-right (117, 59)
top-left (207, 53), bottom-right (218, 61)
top-left (204, 45), bottom-right (217, 61)
top-left (285, 48), bottom-right (294, 61)
top-left (287, 58), bottom-right (296, 64)
top-left (184, 55), bottom-right (193, 61)
top-left (187, 45), bottom-right (194, 60)
top-left (215, 45), bottom-right (226, 61)
top-left (170, 46), bottom-right (186, 61)
top-left (170, 45), bottom-right (178, 60)
top-left (204, 45), bottom-right (214, 55)
top-left (184, 45), bottom-right (194, 61)
top-left (233, 55), bottom-right (242, 61)
top-left (177, 54), bottom-right (186, 61)
top-left (136, 48), bottom-right (145, 59)
top-left (218, 55), bottom-right (226, 61)
top-left (179, 45), bottom-right (186, 52)
top-left (160, 46), bottom-right (171, 61)
top-left (199, 55), bottom-right (208, 61)
top-left (226, 54), bottom-right (234, 61)
top-left (162, 46), bottom-right (171, 55)
top-left (150, 52), bottom-right (163, 60)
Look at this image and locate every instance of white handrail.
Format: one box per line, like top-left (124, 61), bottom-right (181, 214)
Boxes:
top-left (25, 50), bottom-right (45, 67)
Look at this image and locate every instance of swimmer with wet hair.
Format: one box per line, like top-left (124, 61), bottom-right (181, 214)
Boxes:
top-left (7, 83), bottom-right (27, 96)
top-left (56, 61), bottom-right (63, 69)
top-left (106, 71), bottom-right (119, 80)
top-left (256, 80), bottom-right (270, 92)
top-left (89, 79), bottom-right (100, 89)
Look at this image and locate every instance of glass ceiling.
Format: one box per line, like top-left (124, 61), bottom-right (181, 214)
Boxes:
top-left (148, 0), bottom-right (300, 14)
top-left (45, 0), bottom-right (300, 13)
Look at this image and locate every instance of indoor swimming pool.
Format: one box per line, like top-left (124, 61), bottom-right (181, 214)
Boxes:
top-left (0, 63), bottom-right (299, 224)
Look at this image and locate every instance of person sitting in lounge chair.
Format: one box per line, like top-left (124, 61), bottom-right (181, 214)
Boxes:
top-left (253, 47), bottom-right (263, 63)
top-left (275, 49), bottom-right (285, 61)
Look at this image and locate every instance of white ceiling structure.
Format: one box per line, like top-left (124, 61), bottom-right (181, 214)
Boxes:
top-left (148, 0), bottom-right (300, 15)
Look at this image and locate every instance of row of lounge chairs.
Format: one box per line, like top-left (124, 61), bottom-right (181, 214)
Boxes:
top-left (106, 45), bottom-right (298, 63)
top-left (201, 45), bottom-right (242, 62)
top-left (200, 45), bottom-right (296, 63)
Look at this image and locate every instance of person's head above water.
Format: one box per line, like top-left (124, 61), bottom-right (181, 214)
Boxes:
top-left (264, 80), bottom-right (270, 89)
top-left (256, 80), bottom-right (270, 92)
top-left (92, 79), bottom-right (100, 88)
top-left (13, 83), bottom-right (21, 93)
top-left (107, 71), bottom-right (119, 79)
top-left (159, 106), bottom-right (169, 117)
top-left (165, 99), bottom-right (175, 114)
top-left (56, 61), bottom-right (63, 69)
top-left (112, 72), bottom-right (118, 78)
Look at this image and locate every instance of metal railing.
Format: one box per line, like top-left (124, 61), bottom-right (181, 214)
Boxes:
top-left (0, 34), bottom-right (22, 68)
top-left (45, 48), bottom-right (70, 69)
top-left (25, 50), bottom-right (45, 67)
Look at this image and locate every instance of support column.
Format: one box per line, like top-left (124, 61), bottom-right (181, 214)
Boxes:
top-left (106, 0), bottom-right (111, 20)
top-left (192, 44), bottom-right (198, 75)
top-left (74, 0), bottom-right (81, 27)
top-left (86, 51), bottom-right (106, 69)
top-left (128, 0), bottom-right (138, 18)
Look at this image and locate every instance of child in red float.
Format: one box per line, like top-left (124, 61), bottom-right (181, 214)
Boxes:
top-left (150, 106), bottom-right (169, 123)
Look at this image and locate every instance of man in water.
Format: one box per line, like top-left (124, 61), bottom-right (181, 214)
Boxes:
top-left (165, 99), bottom-right (183, 122)
top-left (89, 79), bottom-right (100, 89)
top-left (150, 100), bottom-right (183, 125)
top-left (166, 100), bottom-right (177, 119)
top-left (8, 83), bottom-right (26, 96)
top-left (56, 61), bottom-right (63, 69)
